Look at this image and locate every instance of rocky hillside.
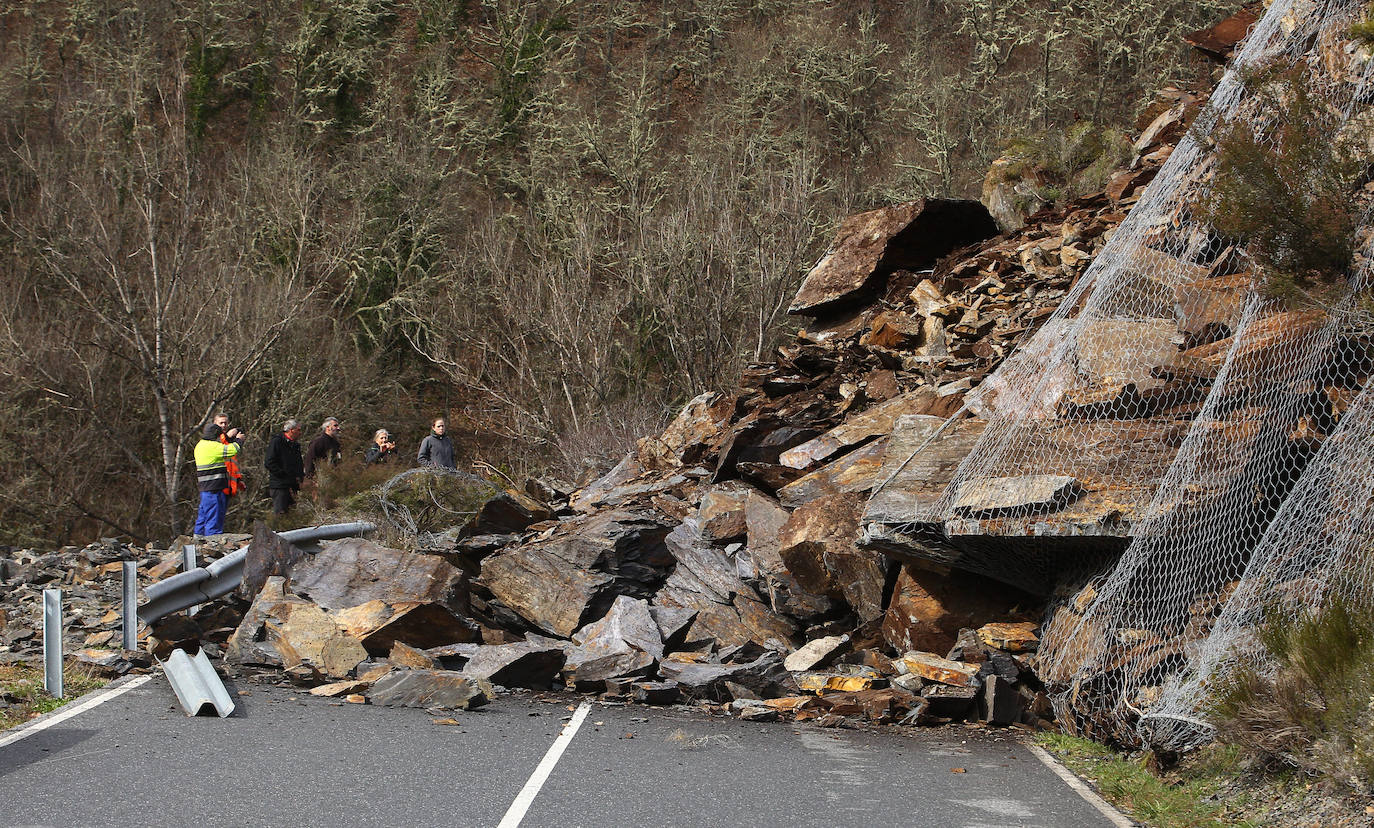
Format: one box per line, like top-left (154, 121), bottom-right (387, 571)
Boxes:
top-left (0, 62), bottom-right (1224, 729)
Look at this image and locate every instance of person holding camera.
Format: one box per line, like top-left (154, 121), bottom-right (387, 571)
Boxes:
top-left (364, 428), bottom-right (397, 465)
top-left (193, 420), bottom-right (243, 536)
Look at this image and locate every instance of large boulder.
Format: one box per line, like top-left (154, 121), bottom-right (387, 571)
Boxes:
top-left (788, 199), bottom-right (999, 317)
top-left (778, 493), bottom-right (888, 621)
top-left (881, 564), bottom-right (1037, 656)
top-left (462, 637), bottom-right (567, 689)
top-left (287, 538), bottom-right (465, 611)
top-left (563, 596), bottom-right (663, 688)
top-left (479, 545), bottom-right (613, 638)
top-left (226, 577), bottom-right (367, 679)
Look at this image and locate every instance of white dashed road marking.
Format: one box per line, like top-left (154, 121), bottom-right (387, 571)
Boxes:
top-left (497, 701), bottom-right (592, 828)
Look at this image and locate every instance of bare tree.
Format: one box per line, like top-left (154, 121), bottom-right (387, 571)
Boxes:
top-left (0, 3), bottom-right (345, 534)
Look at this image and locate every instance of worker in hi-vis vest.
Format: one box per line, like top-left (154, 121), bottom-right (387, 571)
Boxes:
top-left (193, 422), bottom-right (242, 536)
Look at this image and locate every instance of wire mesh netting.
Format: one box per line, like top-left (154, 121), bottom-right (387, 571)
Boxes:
top-left (371, 466), bottom-right (498, 546)
top-left (884, 0), bottom-right (1374, 746)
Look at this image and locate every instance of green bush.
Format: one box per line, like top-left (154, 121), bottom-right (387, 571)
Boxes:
top-left (992, 122), bottom-right (1132, 209)
top-left (335, 467), bottom-right (497, 541)
top-left (1350, 3), bottom-right (1374, 49)
top-left (1210, 595), bottom-right (1374, 793)
top-left (1193, 61), bottom-right (1363, 304)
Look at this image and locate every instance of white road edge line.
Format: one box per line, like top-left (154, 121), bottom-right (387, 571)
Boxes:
top-left (498, 701), bottom-right (593, 828)
top-left (1027, 743), bottom-right (1136, 828)
top-left (0, 674), bottom-right (154, 751)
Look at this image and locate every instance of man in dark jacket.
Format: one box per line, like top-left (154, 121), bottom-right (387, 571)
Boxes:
top-left (417, 417), bottom-right (456, 469)
top-left (304, 417), bottom-right (342, 479)
top-left (264, 419), bottom-right (305, 516)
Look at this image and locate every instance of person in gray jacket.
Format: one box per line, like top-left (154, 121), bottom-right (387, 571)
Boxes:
top-left (417, 417), bottom-right (456, 469)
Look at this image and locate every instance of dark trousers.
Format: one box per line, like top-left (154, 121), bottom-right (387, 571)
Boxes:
top-left (270, 487), bottom-right (296, 515)
top-left (194, 491), bottom-right (227, 535)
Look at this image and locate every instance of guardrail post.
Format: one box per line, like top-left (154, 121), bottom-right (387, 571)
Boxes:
top-left (182, 544), bottom-right (198, 615)
top-left (43, 588), bottom-right (63, 699)
top-left (122, 561), bottom-right (138, 650)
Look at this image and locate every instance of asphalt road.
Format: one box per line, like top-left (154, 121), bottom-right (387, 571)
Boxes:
top-left (0, 676), bottom-right (1127, 827)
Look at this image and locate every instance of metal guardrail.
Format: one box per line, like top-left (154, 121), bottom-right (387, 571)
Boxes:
top-left (160, 648), bottom-right (236, 717)
top-left (138, 522), bottom-right (375, 625)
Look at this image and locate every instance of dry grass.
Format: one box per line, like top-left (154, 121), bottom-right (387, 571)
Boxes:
top-left (1210, 596), bottom-right (1374, 794)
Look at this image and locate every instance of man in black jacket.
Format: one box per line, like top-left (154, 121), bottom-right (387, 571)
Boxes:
top-left (264, 419), bottom-right (305, 516)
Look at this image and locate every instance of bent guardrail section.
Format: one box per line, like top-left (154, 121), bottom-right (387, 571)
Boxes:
top-left (160, 648), bottom-right (236, 717)
top-left (138, 522), bottom-right (375, 625)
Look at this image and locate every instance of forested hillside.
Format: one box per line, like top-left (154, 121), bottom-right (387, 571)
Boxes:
top-left (0, 0), bottom-right (1229, 544)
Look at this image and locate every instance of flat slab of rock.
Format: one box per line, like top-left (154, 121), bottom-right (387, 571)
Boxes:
top-left (779, 391), bottom-right (936, 471)
top-left (368, 669), bottom-right (493, 710)
top-left (977, 621), bottom-right (1040, 653)
top-left (788, 199), bottom-right (998, 317)
top-left (951, 475), bottom-right (1084, 518)
top-left (783, 635), bottom-right (849, 673)
top-left (73, 648), bottom-right (131, 676)
top-left (289, 538), bottom-right (464, 611)
top-left (899, 652), bottom-right (979, 687)
top-left (797, 669), bottom-right (883, 693)
top-left (777, 438), bottom-right (889, 509)
top-left (308, 679), bottom-right (371, 697)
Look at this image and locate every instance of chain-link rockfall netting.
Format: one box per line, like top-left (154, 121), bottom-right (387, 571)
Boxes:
top-left (886, 0), bottom-right (1374, 747)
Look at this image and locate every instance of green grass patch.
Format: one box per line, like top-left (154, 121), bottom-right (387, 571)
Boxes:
top-left (1036, 733), bottom-right (1257, 827)
top-left (0, 662), bottom-right (109, 732)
